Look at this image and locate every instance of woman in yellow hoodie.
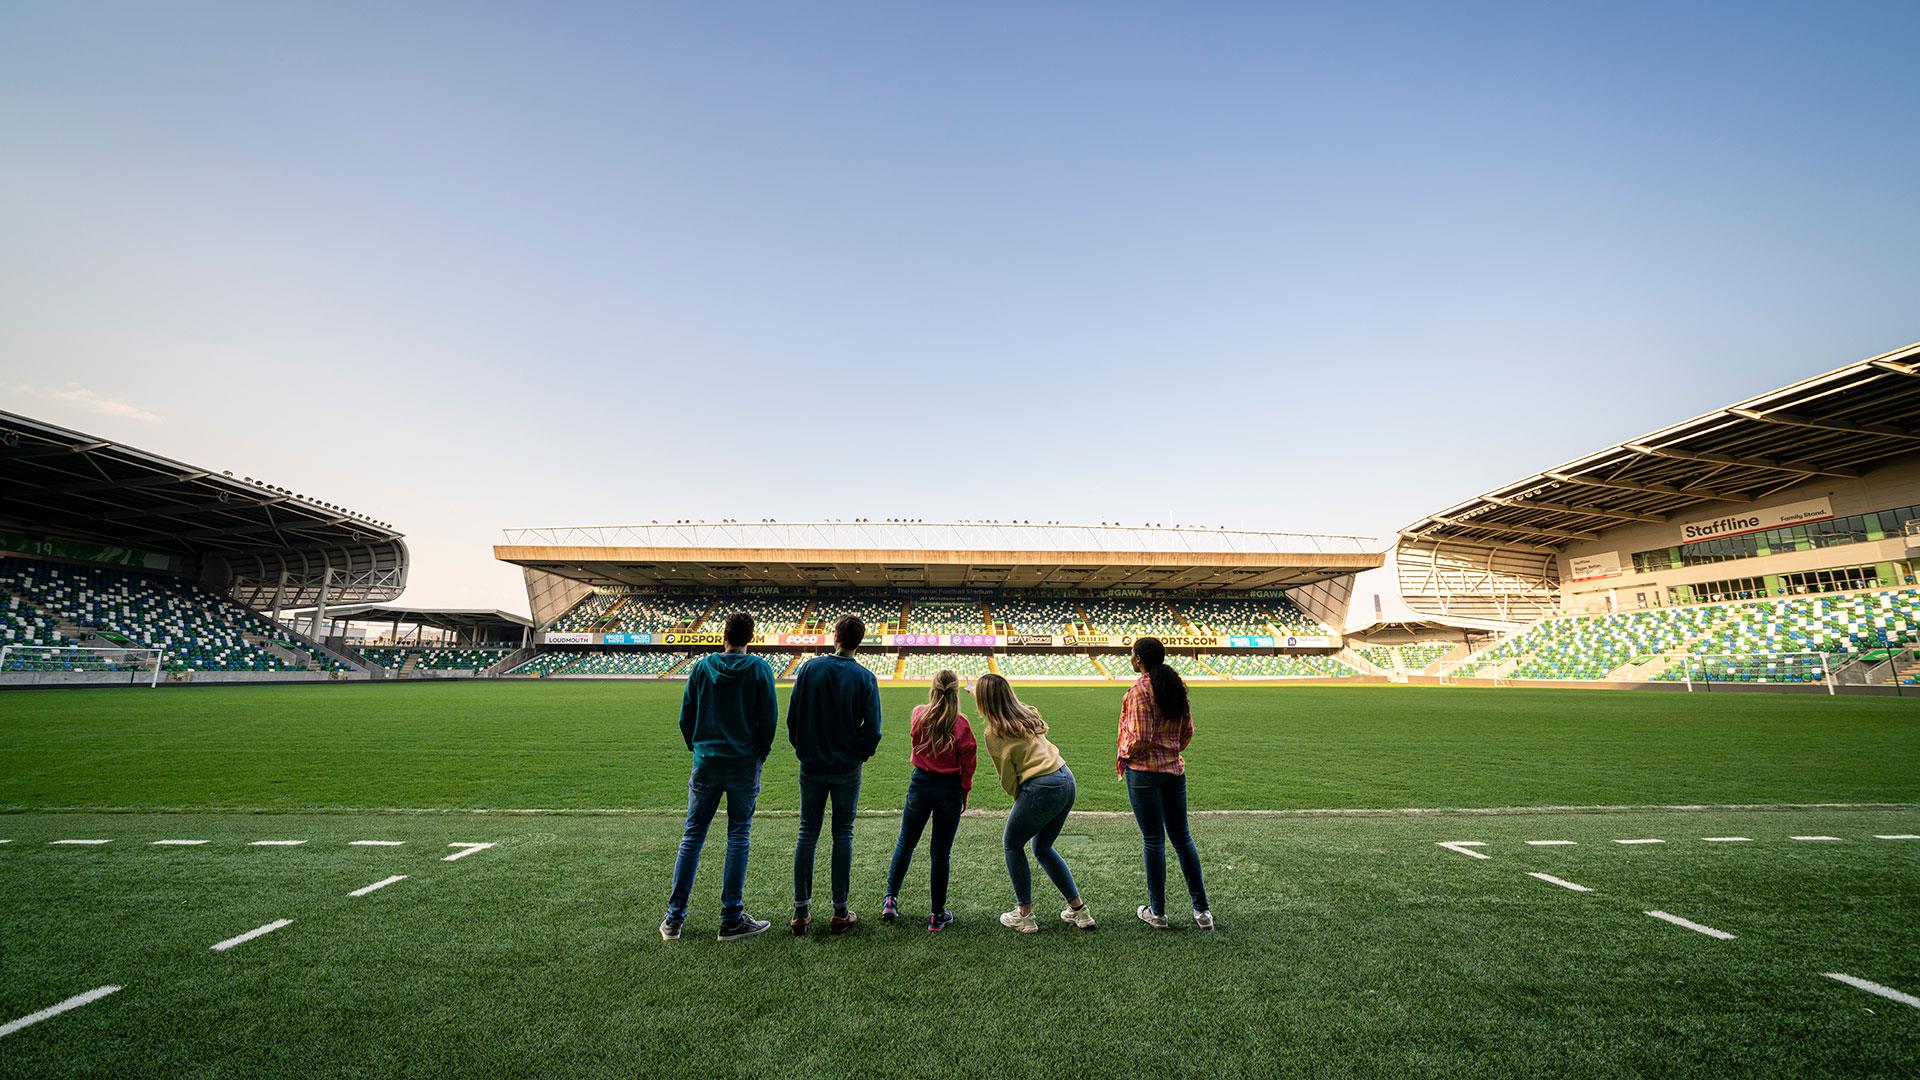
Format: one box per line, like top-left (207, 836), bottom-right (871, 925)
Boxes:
top-left (971, 674), bottom-right (1095, 933)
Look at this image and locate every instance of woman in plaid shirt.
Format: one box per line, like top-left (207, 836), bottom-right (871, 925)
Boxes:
top-left (1118, 636), bottom-right (1213, 929)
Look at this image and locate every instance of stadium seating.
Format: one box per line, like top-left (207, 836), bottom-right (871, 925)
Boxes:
top-left (806, 599), bottom-right (904, 634)
top-left (360, 647), bottom-right (513, 672)
top-left (548, 594), bottom-right (712, 633)
top-left (897, 651), bottom-right (993, 679)
top-left (907, 599), bottom-right (987, 634)
top-left (995, 652), bottom-right (1103, 678)
top-left (0, 558), bottom-right (314, 672)
top-left (507, 650), bottom-right (691, 676)
top-left (1203, 652), bottom-right (1356, 678)
top-left (1357, 643), bottom-right (1456, 674)
top-left (1080, 599), bottom-right (1185, 636)
top-left (730, 597), bottom-right (809, 634)
top-left (988, 598), bottom-right (1080, 635)
top-left (0, 589), bottom-right (68, 650)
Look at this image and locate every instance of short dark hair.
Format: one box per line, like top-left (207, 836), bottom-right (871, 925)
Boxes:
top-left (834, 614), bottom-right (865, 650)
top-left (723, 611), bottom-right (755, 647)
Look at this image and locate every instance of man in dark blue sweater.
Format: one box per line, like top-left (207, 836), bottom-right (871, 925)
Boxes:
top-left (661, 612), bottom-right (778, 942)
top-left (786, 613), bottom-right (884, 935)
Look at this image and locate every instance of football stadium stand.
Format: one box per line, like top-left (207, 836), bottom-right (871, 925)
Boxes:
top-left (996, 652), bottom-right (1105, 678)
top-left (989, 598), bottom-right (1082, 635)
top-left (360, 647), bottom-right (515, 673)
top-left (897, 650), bottom-right (993, 679)
top-left (906, 599), bottom-right (988, 634)
top-left (1358, 643), bottom-right (1457, 674)
top-left (1, 410), bottom-right (405, 684)
top-left (1203, 652), bottom-right (1356, 678)
top-left (1080, 598), bottom-right (1186, 636)
top-left (508, 650), bottom-right (691, 677)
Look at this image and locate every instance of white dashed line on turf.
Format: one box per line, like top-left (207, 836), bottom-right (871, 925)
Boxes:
top-left (1874, 834), bottom-right (1920, 840)
top-left (211, 919), bottom-right (292, 952)
top-left (1527, 872), bottom-right (1592, 893)
top-left (250, 840), bottom-right (306, 847)
top-left (152, 839), bottom-right (208, 846)
top-left (0, 985), bottom-right (121, 1040)
top-left (443, 842), bottom-right (495, 862)
top-left (1702, 837), bottom-right (1753, 842)
top-left (1437, 841), bottom-right (1489, 860)
top-left (1525, 840), bottom-right (1576, 846)
top-left (348, 874), bottom-right (408, 897)
top-left (350, 840), bottom-right (405, 846)
top-left (1823, 973), bottom-right (1920, 1009)
top-left (1790, 836), bottom-right (1841, 842)
top-left (1646, 910), bottom-right (1735, 940)
top-left (1614, 838), bottom-right (1664, 845)
top-left (51, 839), bottom-right (110, 845)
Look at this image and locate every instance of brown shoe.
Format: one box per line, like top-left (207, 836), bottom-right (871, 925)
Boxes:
top-left (829, 909), bottom-right (859, 934)
top-left (789, 915), bottom-right (811, 936)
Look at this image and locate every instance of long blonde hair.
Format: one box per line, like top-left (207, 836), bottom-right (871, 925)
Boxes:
top-left (971, 673), bottom-right (1047, 739)
top-left (917, 669), bottom-right (964, 755)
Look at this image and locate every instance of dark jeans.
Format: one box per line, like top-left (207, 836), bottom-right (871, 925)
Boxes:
top-left (794, 765), bottom-right (862, 911)
top-left (885, 768), bottom-right (964, 914)
top-left (666, 757), bottom-right (763, 923)
top-left (1125, 768), bottom-right (1209, 915)
top-left (1003, 765), bottom-right (1079, 907)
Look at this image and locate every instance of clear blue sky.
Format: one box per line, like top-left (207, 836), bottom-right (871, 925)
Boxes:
top-left (3, 2), bottom-right (1916, 612)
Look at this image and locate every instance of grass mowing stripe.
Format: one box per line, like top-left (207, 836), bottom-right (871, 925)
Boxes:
top-left (347, 875), bottom-right (408, 898)
top-left (1527, 872), bottom-right (1592, 893)
top-left (1822, 973), bottom-right (1920, 1010)
top-left (1645, 910), bottom-right (1736, 940)
top-left (0, 985), bottom-right (121, 1039)
top-left (211, 918), bottom-right (292, 952)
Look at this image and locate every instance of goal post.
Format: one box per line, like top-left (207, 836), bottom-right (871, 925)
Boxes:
top-left (1656, 651), bottom-right (1836, 694)
top-left (0, 645), bottom-right (165, 687)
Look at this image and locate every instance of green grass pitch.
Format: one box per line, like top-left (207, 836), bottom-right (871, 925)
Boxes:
top-left (0, 682), bottom-right (1916, 1077)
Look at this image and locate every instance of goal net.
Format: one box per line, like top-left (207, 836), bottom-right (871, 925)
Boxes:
top-left (1654, 651), bottom-right (1834, 692)
top-left (0, 644), bottom-right (164, 686)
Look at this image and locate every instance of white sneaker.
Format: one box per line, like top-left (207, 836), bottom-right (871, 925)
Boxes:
top-left (1060, 903), bottom-right (1096, 930)
top-left (1000, 909), bottom-right (1039, 934)
top-left (1193, 909), bottom-right (1214, 930)
top-left (1137, 905), bottom-right (1169, 929)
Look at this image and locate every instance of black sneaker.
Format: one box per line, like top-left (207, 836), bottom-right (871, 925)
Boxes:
top-left (881, 895), bottom-right (900, 922)
top-left (716, 914), bottom-right (771, 941)
top-left (927, 910), bottom-right (955, 932)
top-left (659, 917), bottom-right (683, 942)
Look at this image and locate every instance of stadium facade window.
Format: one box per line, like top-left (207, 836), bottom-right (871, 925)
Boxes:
top-left (1632, 501), bottom-right (1920, 576)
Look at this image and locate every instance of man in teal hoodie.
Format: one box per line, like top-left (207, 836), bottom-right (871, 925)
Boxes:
top-left (661, 611), bottom-right (778, 942)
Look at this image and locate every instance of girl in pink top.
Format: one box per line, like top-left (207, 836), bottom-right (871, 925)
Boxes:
top-left (882, 669), bottom-right (977, 931)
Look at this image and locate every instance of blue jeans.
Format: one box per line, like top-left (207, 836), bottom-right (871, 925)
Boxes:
top-left (665, 757), bottom-right (763, 923)
top-left (794, 766), bottom-right (862, 912)
top-left (1003, 766), bottom-right (1079, 907)
top-left (1126, 768), bottom-right (1209, 916)
top-left (885, 768), bottom-right (964, 914)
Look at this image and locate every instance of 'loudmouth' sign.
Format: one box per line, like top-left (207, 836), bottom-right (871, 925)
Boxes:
top-left (1680, 498), bottom-right (1834, 544)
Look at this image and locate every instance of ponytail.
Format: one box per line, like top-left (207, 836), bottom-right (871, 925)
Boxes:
top-left (918, 669), bottom-right (963, 755)
top-left (1132, 636), bottom-right (1189, 721)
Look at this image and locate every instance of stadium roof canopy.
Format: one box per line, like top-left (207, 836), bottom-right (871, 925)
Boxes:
top-left (299, 604), bottom-right (530, 643)
top-left (0, 410), bottom-right (406, 609)
top-left (1399, 341), bottom-right (1920, 551)
top-left (495, 521), bottom-right (1382, 591)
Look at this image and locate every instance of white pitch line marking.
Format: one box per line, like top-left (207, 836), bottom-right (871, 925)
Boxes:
top-left (443, 842), bottom-right (496, 862)
top-left (0, 985), bottom-right (121, 1039)
top-left (1823, 972), bottom-right (1920, 1010)
top-left (211, 918), bottom-right (292, 952)
top-left (1874, 834), bottom-right (1920, 840)
top-left (1437, 841), bottom-right (1489, 860)
top-left (0, 839), bottom-right (12, 844)
top-left (1790, 836), bottom-right (1841, 842)
top-left (1703, 837), bottom-right (1753, 842)
top-left (348, 874), bottom-right (409, 897)
top-left (1525, 840), bottom-right (1576, 846)
top-left (1614, 838), bottom-right (1664, 845)
top-left (1646, 910), bottom-right (1735, 939)
top-left (152, 839), bottom-right (208, 846)
top-left (350, 840), bottom-right (405, 847)
top-left (51, 839), bottom-right (111, 845)
top-left (1527, 872), bottom-right (1592, 893)
top-left (249, 840), bottom-right (307, 847)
